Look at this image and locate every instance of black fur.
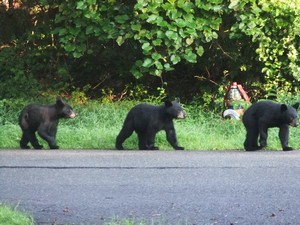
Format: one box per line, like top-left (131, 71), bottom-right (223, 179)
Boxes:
top-left (19, 97), bottom-right (76, 149)
top-left (243, 101), bottom-right (299, 151)
top-left (116, 99), bottom-right (186, 150)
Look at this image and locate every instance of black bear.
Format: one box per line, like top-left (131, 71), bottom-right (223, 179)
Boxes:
top-left (242, 101), bottom-right (299, 151)
top-left (19, 97), bottom-right (76, 149)
top-left (116, 99), bottom-right (186, 150)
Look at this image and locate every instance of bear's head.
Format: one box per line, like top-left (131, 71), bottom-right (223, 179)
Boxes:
top-left (280, 103), bottom-right (299, 127)
top-left (165, 98), bottom-right (186, 119)
top-left (56, 97), bottom-right (77, 119)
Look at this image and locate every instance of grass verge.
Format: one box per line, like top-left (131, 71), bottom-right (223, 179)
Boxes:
top-left (0, 204), bottom-right (34, 225)
top-left (0, 99), bottom-right (298, 150)
top-left (0, 204), bottom-right (176, 225)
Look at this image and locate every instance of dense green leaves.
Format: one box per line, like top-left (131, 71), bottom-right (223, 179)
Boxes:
top-left (56, 0), bottom-right (300, 87)
top-left (51, 0), bottom-right (223, 77)
top-left (2, 0), bottom-right (300, 101)
top-left (230, 0), bottom-right (300, 94)
top-left (129, 0), bottom-right (223, 76)
top-left (53, 1), bottom-right (134, 58)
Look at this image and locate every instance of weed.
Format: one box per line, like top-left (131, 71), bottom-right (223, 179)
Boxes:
top-left (0, 204), bottom-right (34, 225)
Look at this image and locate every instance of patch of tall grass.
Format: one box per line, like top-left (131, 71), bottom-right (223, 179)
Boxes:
top-left (0, 99), bottom-right (298, 150)
top-left (0, 204), bottom-right (34, 225)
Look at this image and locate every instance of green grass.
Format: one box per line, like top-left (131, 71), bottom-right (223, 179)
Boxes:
top-left (0, 205), bottom-right (178, 225)
top-left (104, 217), bottom-right (150, 225)
top-left (0, 99), bottom-right (299, 150)
top-left (0, 204), bottom-right (34, 225)
top-left (0, 204), bottom-right (158, 225)
top-left (0, 204), bottom-right (188, 225)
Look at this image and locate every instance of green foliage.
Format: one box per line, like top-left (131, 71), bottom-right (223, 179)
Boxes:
top-left (0, 98), bottom-right (34, 126)
top-left (51, 0), bottom-right (223, 78)
top-left (129, 0), bottom-right (223, 77)
top-left (52, 0), bottom-right (134, 57)
top-left (104, 217), bottom-right (148, 225)
top-left (71, 88), bottom-right (90, 105)
top-left (1, 97), bottom-right (300, 151)
top-left (2, 1), bottom-right (300, 101)
top-left (0, 47), bottom-right (40, 98)
top-left (98, 84), bottom-right (168, 104)
top-left (49, 0), bottom-right (300, 98)
top-left (230, 0), bottom-right (300, 93)
top-left (0, 204), bottom-right (34, 225)
top-left (264, 88), bottom-right (300, 106)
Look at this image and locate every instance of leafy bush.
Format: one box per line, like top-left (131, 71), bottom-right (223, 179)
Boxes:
top-left (230, 0), bottom-right (300, 94)
top-left (0, 47), bottom-right (40, 99)
top-left (1, 1), bottom-right (300, 104)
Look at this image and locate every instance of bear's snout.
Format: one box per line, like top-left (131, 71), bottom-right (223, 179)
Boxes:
top-left (290, 119), bottom-right (299, 127)
top-left (69, 111), bottom-right (77, 119)
top-left (177, 111), bottom-right (186, 119)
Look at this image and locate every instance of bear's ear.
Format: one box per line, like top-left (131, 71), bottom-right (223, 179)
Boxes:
top-left (280, 104), bottom-right (288, 112)
top-left (292, 103), bottom-right (300, 110)
top-left (56, 97), bottom-right (65, 107)
top-left (165, 100), bottom-right (173, 107)
top-left (175, 98), bottom-right (180, 103)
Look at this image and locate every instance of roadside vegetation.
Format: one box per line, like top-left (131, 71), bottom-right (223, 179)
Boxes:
top-left (0, 204), bottom-right (182, 225)
top-left (2, 1), bottom-right (300, 225)
top-left (1, 1), bottom-right (300, 150)
top-left (0, 204), bottom-right (34, 225)
top-left (1, 95), bottom-right (300, 151)
top-left (104, 217), bottom-right (157, 225)
top-left (1, 0), bottom-right (300, 105)
top-left (0, 205), bottom-right (148, 225)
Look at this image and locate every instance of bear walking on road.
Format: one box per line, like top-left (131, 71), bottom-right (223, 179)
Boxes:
top-left (19, 97), bottom-right (76, 149)
top-left (116, 99), bottom-right (186, 150)
top-left (242, 101), bottom-right (299, 151)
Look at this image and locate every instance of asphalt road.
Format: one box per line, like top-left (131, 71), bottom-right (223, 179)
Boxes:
top-left (1, 150), bottom-right (300, 225)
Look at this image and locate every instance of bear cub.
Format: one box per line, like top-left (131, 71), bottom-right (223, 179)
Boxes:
top-left (242, 101), bottom-right (299, 151)
top-left (116, 99), bottom-right (186, 150)
top-left (19, 97), bottom-right (76, 149)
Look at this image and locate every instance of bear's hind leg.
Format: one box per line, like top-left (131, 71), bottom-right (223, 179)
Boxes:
top-left (258, 126), bottom-right (268, 149)
top-left (244, 127), bottom-right (261, 151)
top-left (116, 122), bottom-right (134, 150)
top-left (27, 131), bottom-right (43, 149)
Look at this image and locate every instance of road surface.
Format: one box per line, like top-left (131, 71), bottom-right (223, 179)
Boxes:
top-left (1, 150), bottom-right (300, 225)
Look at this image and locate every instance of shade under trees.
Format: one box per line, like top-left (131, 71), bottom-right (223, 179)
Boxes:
top-left (0, 0), bottom-right (300, 104)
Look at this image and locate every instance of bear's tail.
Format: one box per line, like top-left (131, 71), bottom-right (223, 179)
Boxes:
top-left (19, 112), bottom-right (29, 129)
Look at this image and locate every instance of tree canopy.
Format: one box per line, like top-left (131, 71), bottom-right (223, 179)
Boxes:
top-left (0, 0), bottom-right (300, 103)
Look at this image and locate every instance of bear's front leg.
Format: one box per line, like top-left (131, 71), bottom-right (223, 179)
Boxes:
top-left (137, 133), bottom-right (147, 150)
top-left (145, 132), bottom-right (159, 150)
top-left (279, 125), bottom-right (293, 151)
top-left (165, 127), bottom-right (184, 150)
